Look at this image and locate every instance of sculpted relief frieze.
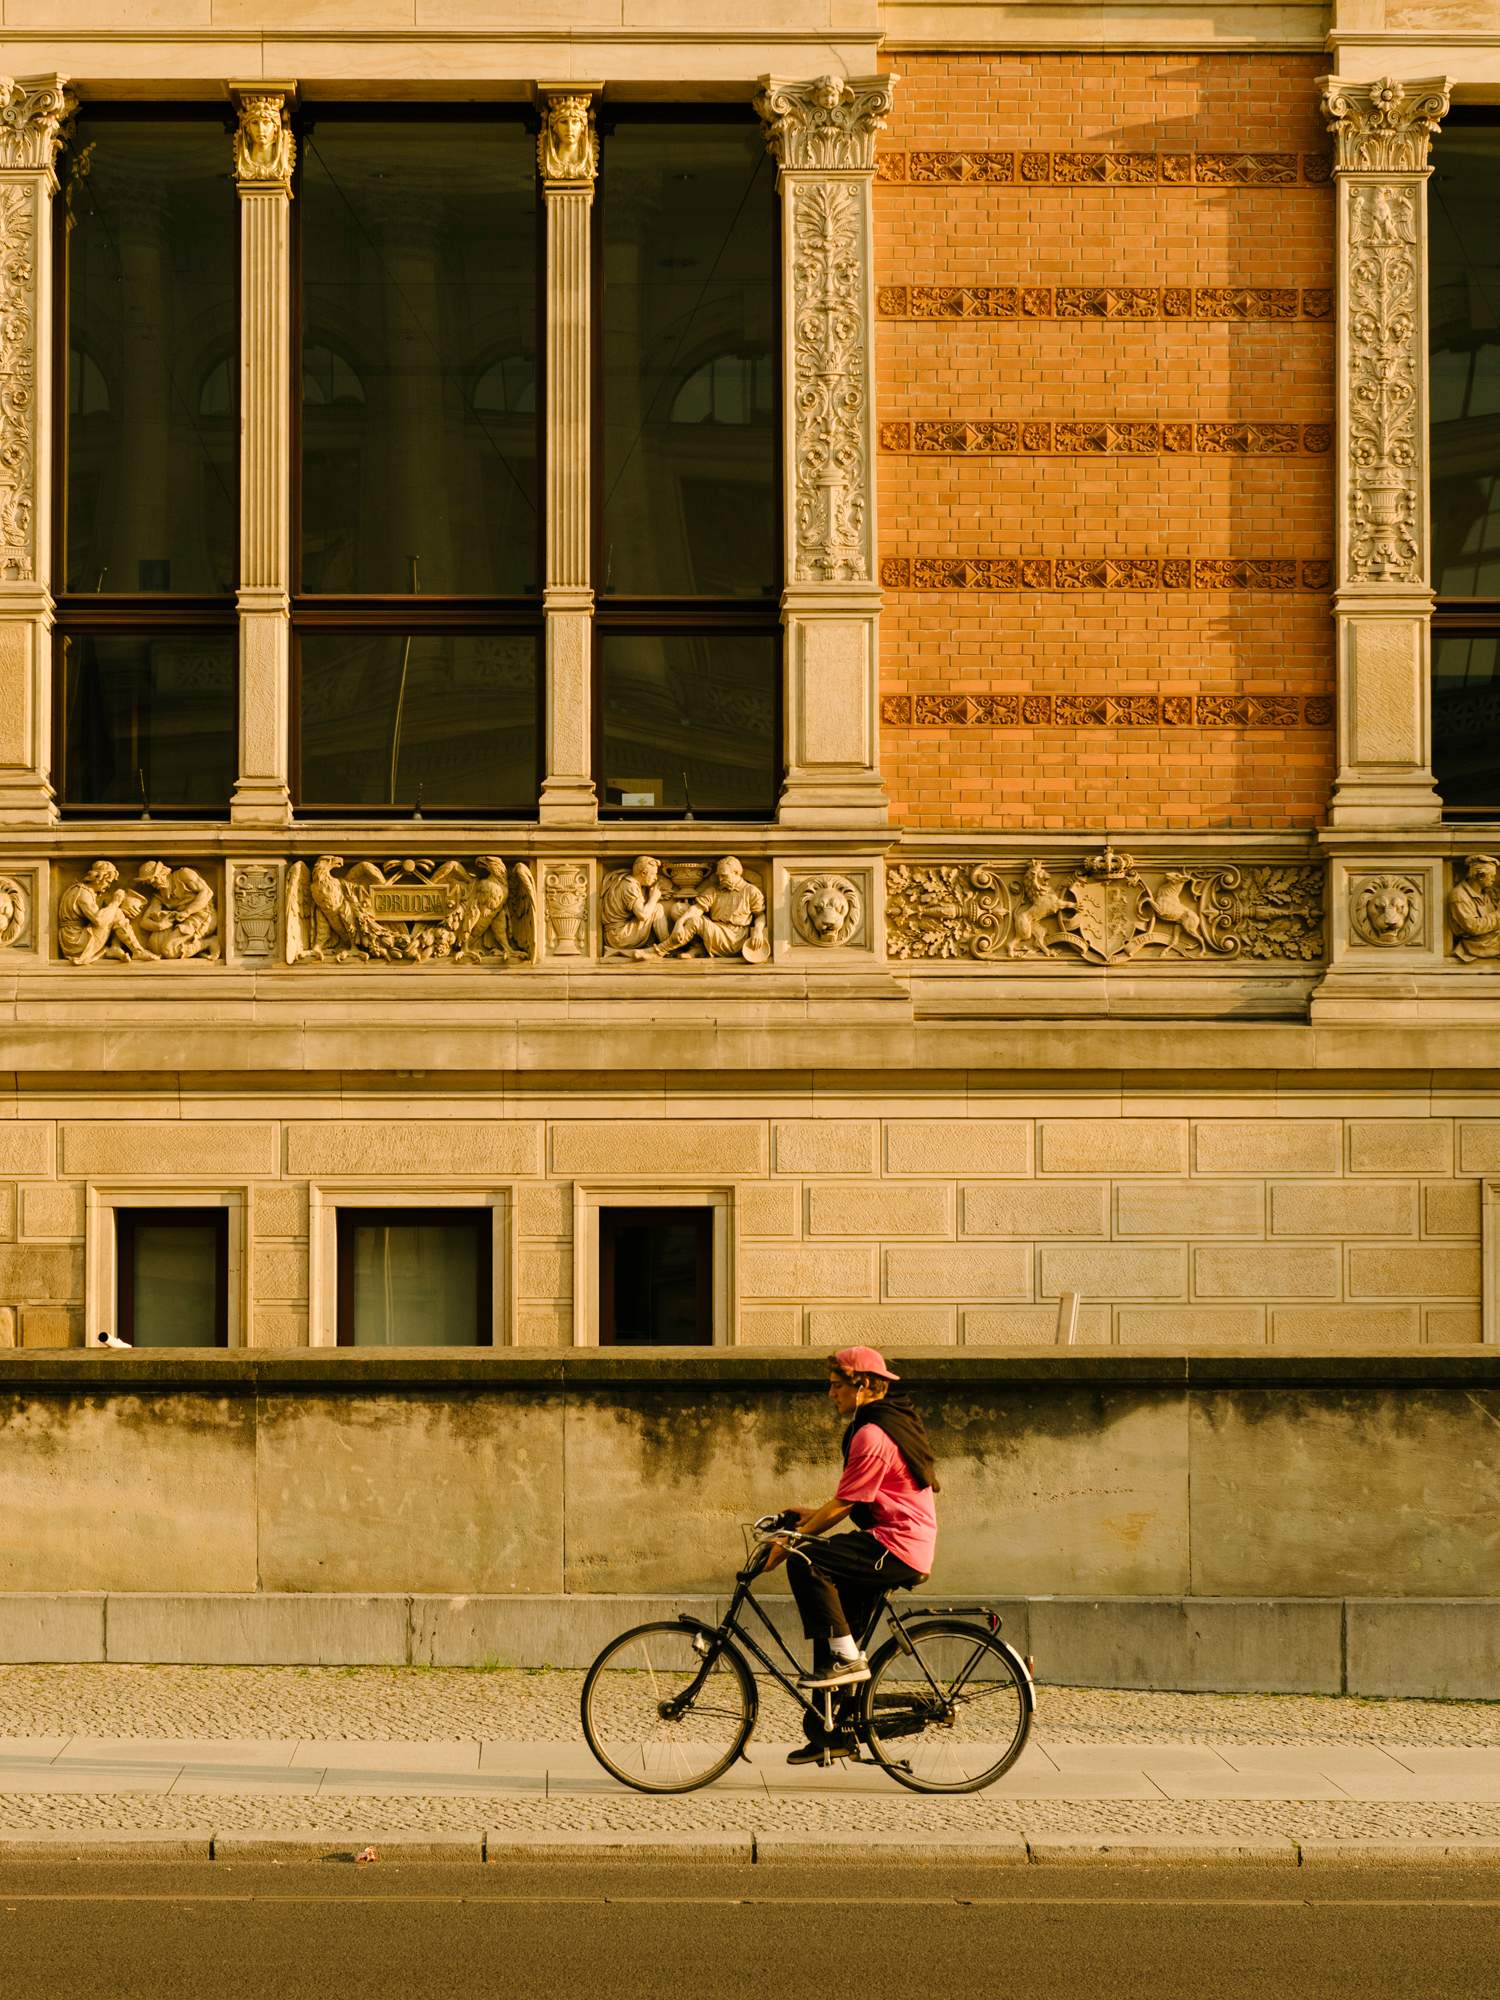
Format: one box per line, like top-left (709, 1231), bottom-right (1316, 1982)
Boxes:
top-left (58, 860), bottom-right (220, 964)
top-left (1346, 182), bottom-right (1421, 582)
top-left (601, 857), bottom-right (769, 963)
top-left (285, 856), bottom-right (535, 965)
top-left (1349, 872), bottom-right (1424, 949)
top-left (1448, 855), bottom-right (1500, 963)
top-left (0, 869), bottom-right (31, 949)
top-left (887, 850), bottom-right (1326, 965)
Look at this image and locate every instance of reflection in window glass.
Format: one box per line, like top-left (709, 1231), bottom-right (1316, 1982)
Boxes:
top-left (60, 631), bottom-right (236, 809)
top-left (63, 117), bottom-right (237, 595)
top-left (300, 119), bottom-right (540, 596)
top-left (298, 631), bottom-right (540, 809)
top-left (338, 1212), bottom-right (489, 1347)
top-left (599, 633), bottom-right (779, 814)
top-left (1434, 632), bottom-right (1500, 808)
top-left (119, 1212), bottom-right (226, 1348)
top-left (1431, 124), bottom-right (1500, 597)
top-left (600, 120), bottom-right (777, 598)
top-left (600, 1207), bottom-right (712, 1345)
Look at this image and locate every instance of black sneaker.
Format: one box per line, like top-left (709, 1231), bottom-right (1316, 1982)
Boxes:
top-left (785, 1735), bottom-right (859, 1766)
top-left (796, 1656), bottom-right (870, 1690)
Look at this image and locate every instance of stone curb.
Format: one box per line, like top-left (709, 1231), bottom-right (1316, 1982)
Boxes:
top-left (0, 1830), bottom-right (1497, 1867)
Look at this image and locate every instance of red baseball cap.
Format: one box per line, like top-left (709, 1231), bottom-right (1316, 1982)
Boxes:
top-left (830, 1345), bottom-right (900, 1382)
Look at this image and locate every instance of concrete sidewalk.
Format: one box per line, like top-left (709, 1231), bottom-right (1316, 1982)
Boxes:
top-left (0, 1667), bottom-right (1497, 1855)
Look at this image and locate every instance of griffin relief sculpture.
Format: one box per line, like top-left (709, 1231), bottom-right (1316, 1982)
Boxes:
top-left (284, 856), bottom-right (536, 965)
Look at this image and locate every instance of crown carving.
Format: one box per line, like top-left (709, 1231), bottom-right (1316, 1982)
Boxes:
top-left (538, 90), bottom-right (598, 188)
top-left (1320, 75), bottom-right (1451, 175)
top-left (0, 76), bottom-right (75, 180)
top-left (233, 90), bottom-right (295, 193)
top-left (755, 73), bottom-right (897, 173)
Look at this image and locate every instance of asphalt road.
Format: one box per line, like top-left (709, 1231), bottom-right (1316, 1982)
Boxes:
top-left (2, 1861), bottom-right (1497, 1999)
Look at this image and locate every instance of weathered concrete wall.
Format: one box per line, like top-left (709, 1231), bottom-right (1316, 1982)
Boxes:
top-left (1, 1350), bottom-right (1495, 1602)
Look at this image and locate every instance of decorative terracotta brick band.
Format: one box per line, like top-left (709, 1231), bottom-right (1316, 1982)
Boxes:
top-left (881, 693), bottom-right (1335, 728)
top-left (876, 150), bottom-right (1332, 186)
top-left (879, 420), bottom-right (1332, 455)
top-left (876, 285), bottom-right (1332, 321)
top-left (880, 556), bottom-right (1332, 591)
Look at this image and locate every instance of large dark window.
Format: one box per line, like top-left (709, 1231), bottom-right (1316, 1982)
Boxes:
top-left (117, 1209), bottom-right (228, 1348)
top-left (335, 1208), bottom-right (492, 1347)
top-left (596, 112), bottom-right (780, 818)
top-left (56, 110), bottom-right (238, 814)
top-left (295, 111), bottom-right (542, 813)
top-left (1431, 112), bottom-right (1500, 812)
top-left (599, 1206), bottom-right (713, 1345)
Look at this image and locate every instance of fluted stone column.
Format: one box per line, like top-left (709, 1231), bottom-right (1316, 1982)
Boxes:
top-left (0, 76), bottom-right (73, 826)
top-left (537, 85), bottom-right (600, 825)
top-left (1321, 75), bottom-right (1451, 829)
top-left (230, 85), bottom-right (295, 827)
top-left (757, 74), bottom-right (894, 829)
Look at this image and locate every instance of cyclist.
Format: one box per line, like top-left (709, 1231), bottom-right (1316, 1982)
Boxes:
top-left (764, 1346), bottom-right (939, 1765)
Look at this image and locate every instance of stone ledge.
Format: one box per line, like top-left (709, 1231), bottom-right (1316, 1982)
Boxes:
top-left (2, 1592), bottom-right (1497, 1695)
top-left (2, 1348), bottom-right (1497, 1391)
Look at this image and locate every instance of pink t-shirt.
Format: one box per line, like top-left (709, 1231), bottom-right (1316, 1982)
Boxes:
top-left (835, 1423), bottom-right (938, 1577)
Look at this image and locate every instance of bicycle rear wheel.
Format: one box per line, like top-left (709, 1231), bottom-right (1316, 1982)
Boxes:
top-left (861, 1619), bottom-right (1032, 1794)
top-left (580, 1621), bottom-right (756, 1794)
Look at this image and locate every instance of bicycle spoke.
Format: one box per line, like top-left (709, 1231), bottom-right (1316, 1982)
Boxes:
top-left (863, 1622), bottom-right (1031, 1794)
top-left (582, 1622), bottom-right (753, 1795)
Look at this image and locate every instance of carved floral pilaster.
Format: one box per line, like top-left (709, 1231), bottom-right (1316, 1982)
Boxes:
top-left (757, 75), bottom-right (895, 828)
top-left (0, 76), bottom-right (73, 826)
top-left (1319, 74), bottom-right (1450, 831)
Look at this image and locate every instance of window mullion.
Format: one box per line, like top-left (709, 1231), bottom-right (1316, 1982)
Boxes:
top-left (230, 83), bottom-right (296, 827)
top-left (538, 84), bottom-right (601, 825)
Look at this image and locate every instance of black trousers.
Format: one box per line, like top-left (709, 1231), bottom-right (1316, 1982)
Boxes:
top-left (786, 1530), bottom-right (925, 1646)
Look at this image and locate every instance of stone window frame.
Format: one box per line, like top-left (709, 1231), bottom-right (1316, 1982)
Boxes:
top-left (85, 1182), bottom-right (248, 1348)
top-left (1482, 1180), bottom-right (1500, 1344)
top-left (306, 1181), bottom-right (514, 1349)
top-left (571, 1182), bottom-right (737, 1347)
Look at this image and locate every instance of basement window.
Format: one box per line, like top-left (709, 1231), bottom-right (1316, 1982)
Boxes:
top-left (599, 1206), bottom-right (713, 1345)
top-left (335, 1208), bottom-right (492, 1347)
top-left (116, 1209), bottom-right (228, 1348)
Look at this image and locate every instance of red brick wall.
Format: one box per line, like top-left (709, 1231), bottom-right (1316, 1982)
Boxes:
top-left (875, 53), bottom-right (1335, 830)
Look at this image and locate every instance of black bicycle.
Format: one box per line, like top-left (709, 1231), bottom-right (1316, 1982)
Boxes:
top-left (580, 1513), bottom-right (1035, 1795)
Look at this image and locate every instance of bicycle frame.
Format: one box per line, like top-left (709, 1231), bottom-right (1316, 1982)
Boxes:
top-left (666, 1540), bottom-right (1012, 1742)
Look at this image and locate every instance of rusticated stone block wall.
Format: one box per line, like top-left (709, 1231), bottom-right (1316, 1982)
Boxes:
top-left (0, 1105), bottom-right (1488, 1351)
top-left (874, 53), bottom-right (1335, 829)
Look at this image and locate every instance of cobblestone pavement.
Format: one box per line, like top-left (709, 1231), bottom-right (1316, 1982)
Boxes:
top-left (1, 1665), bottom-right (1495, 1748)
top-left (1, 1668), bottom-right (1497, 1842)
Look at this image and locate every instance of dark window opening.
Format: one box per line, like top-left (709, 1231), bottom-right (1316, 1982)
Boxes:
top-left (116, 1208), bottom-right (228, 1348)
top-left (599, 1205), bottom-right (713, 1346)
top-left (55, 108), bottom-right (239, 815)
top-left (335, 1207), bottom-right (492, 1347)
top-left (594, 110), bottom-right (781, 821)
top-left (1431, 111), bottom-right (1500, 812)
top-left (294, 110), bottom-right (543, 816)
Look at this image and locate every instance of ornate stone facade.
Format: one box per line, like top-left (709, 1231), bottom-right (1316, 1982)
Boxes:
top-left (0, 77), bottom-right (74, 177)
top-left (285, 857), bottom-right (535, 965)
top-left (755, 74), bottom-right (894, 173)
top-left (542, 863), bottom-right (590, 958)
top-left (1448, 856), bottom-right (1500, 964)
top-left (57, 861), bottom-right (220, 964)
top-left (601, 857), bottom-right (769, 962)
top-left (0, 869), bottom-right (29, 949)
top-left (887, 853), bottom-right (1326, 965)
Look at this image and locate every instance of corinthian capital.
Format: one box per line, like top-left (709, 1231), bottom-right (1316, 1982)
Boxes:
top-left (1321, 74), bottom-right (1451, 175)
top-left (755, 73), bottom-right (897, 173)
top-left (0, 76), bottom-right (75, 180)
top-left (232, 87), bottom-right (296, 194)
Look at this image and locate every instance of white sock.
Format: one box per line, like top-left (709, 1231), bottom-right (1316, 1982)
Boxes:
top-left (829, 1635), bottom-right (860, 1662)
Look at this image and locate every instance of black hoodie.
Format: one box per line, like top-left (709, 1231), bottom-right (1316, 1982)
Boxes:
top-left (841, 1390), bottom-right (940, 1497)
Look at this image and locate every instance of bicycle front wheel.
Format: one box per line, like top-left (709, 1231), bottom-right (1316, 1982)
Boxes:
top-left (580, 1621), bottom-right (756, 1794)
top-left (862, 1619), bottom-right (1033, 1794)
